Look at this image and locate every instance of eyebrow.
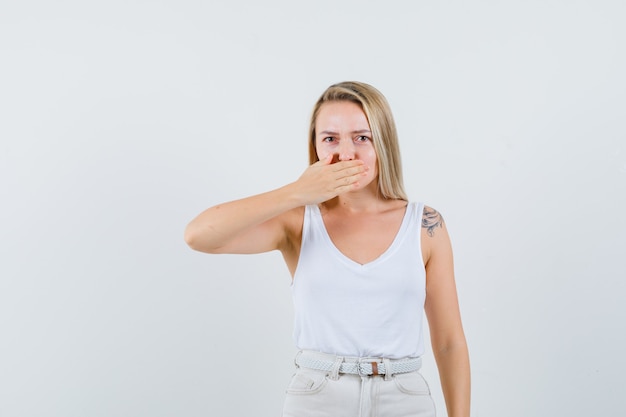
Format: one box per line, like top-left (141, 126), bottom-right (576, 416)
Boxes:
top-left (318, 129), bottom-right (372, 136)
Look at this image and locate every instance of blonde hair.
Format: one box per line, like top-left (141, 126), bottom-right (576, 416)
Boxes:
top-left (308, 81), bottom-right (408, 201)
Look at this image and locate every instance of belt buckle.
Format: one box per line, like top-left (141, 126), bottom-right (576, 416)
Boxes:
top-left (356, 360), bottom-right (380, 377)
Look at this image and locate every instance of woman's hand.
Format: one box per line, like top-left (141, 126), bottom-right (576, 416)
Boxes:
top-left (290, 154), bottom-right (368, 206)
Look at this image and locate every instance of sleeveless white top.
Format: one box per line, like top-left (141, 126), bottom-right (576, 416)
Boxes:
top-left (291, 202), bottom-right (427, 359)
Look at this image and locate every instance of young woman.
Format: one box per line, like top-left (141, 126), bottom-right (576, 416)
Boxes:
top-left (184, 81), bottom-right (470, 417)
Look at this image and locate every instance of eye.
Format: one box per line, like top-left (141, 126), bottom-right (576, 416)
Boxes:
top-left (355, 135), bottom-right (370, 142)
top-left (322, 137), bottom-right (336, 143)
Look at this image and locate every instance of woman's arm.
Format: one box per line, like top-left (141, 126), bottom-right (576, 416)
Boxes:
top-left (184, 155), bottom-right (367, 255)
top-left (184, 185), bottom-right (301, 255)
top-left (422, 206), bottom-right (470, 417)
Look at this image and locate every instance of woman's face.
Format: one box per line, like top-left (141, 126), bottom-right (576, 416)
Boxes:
top-left (314, 100), bottom-right (378, 187)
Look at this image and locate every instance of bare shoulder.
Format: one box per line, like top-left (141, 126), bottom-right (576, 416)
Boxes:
top-left (279, 206), bottom-right (306, 277)
top-left (279, 206), bottom-right (305, 249)
top-left (281, 206), bottom-right (305, 232)
top-left (421, 205), bottom-right (453, 270)
top-left (421, 205), bottom-right (446, 237)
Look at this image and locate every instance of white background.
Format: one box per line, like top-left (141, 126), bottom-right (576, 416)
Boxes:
top-left (1, 1), bottom-right (625, 416)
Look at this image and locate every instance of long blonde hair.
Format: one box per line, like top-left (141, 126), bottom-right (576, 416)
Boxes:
top-left (308, 81), bottom-right (408, 201)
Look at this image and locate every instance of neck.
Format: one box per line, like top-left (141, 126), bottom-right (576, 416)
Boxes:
top-left (322, 186), bottom-right (388, 213)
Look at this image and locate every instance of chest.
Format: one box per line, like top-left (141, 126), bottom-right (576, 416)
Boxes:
top-left (321, 209), bottom-right (406, 265)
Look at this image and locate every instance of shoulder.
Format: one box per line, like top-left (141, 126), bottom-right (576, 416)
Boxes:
top-left (277, 206), bottom-right (306, 276)
top-left (420, 205), bottom-right (446, 237)
top-left (279, 206), bottom-right (306, 248)
top-left (279, 205), bottom-right (305, 230)
top-left (419, 204), bottom-right (453, 267)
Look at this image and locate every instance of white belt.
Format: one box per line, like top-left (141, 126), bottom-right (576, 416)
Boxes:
top-left (295, 353), bottom-right (422, 377)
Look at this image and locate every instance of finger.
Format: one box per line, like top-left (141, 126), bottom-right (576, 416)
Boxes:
top-left (334, 181), bottom-right (361, 195)
top-left (334, 170), bottom-right (365, 188)
top-left (318, 154), bottom-right (333, 166)
top-left (331, 159), bottom-right (365, 172)
top-left (334, 164), bottom-right (368, 179)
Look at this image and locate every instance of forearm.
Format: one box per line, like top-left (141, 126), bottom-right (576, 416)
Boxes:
top-left (434, 341), bottom-right (471, 417)
top-left (184, 182), bottom-right (302, 252)
top-left (184, 157), bottom-right (367, 253)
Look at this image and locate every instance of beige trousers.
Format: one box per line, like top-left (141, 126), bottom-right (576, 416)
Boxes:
top-left (282, 350), bottom-right (436, 417)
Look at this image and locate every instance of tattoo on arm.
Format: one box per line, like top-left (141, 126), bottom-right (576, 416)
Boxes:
top-left (422, 206), bottom-right (444, 237)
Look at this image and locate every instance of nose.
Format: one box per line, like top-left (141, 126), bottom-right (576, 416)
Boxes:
top-left (337, 140), bottom-right (355, 161)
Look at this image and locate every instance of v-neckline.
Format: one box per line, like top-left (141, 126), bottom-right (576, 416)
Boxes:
top-left (312, 203), bottom-right (412, 269)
